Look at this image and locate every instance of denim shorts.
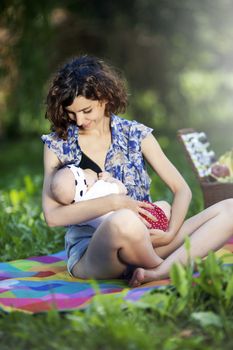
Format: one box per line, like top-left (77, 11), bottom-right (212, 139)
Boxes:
top-left (65, 224), bottom-right (96, 276)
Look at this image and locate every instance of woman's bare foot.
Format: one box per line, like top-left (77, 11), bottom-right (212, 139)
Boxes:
top-left (129, 265), bottom-right (168, 287)
top-left (154, 256), bottom-right (164, 266)
top-left (129, 268), bottom-right (145, 287)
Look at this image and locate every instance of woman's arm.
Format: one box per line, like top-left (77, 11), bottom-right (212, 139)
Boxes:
top-left (42, 145), bottom-right (117, 227)
top-left (42, 145), bottom-right (150, 227)
top-left (141, 133), bottom-right (192, 241)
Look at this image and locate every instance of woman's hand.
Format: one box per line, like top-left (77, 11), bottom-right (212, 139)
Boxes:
top-left (109, 194), bottom-right (157, 228)
top-left (149, 228), bottom-right (175, 247)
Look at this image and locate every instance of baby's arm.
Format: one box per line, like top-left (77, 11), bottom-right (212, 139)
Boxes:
top-left (98, 172), bottom-right (127, 194)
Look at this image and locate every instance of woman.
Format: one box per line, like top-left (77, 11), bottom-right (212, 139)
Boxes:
top-left (42, 55), bottom-right (233, 287)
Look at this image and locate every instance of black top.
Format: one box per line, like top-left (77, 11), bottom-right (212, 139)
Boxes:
top-left (79, 152), bottom-right (102, 174)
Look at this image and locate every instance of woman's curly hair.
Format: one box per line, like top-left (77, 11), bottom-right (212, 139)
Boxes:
top-left (45, 55), bottom-right (128, 139)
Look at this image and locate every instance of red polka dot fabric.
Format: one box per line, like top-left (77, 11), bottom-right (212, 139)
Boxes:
top-left (140, 201), bottom-right (169, 231)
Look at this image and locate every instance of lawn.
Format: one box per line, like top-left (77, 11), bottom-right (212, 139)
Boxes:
top-left (0, 137), bottom-right (233, 350)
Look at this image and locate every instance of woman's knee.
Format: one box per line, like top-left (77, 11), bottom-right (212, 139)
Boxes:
top-left (105, 209), bottom-right (147, 243)
top-left (221, 198), bottom-right (233, 216)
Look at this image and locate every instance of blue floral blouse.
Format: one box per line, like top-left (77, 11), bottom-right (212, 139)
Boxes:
top-left (41, 114), bottom-right (153, 201)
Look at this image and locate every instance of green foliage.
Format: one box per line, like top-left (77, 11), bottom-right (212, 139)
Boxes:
top-left (1, 0), bottom-right (233, 146)
top-left (0, 173), bottom-right (64, 261)
top-left (38, 252), bottom-right (233, 350)
top-left (191, 312), bottom-right (223, 329)
top-left (1, 0), bottom-right (54, 137)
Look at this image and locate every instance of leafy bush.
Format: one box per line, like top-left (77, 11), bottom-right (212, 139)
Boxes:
top-left (0, 174), bottom-right (64, 262)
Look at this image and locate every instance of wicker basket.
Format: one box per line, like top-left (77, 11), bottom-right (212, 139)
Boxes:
top-left (177, 128), bottom-right (233, 208)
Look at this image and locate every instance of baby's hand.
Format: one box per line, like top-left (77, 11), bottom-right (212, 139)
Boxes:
top-left (98, 172), bottom-right (112, 181)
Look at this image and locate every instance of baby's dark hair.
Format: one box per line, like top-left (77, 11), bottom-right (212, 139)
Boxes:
top-left (45, 55), bottom-right (128, 139)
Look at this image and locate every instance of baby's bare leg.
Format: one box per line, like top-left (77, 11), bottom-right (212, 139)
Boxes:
top-left (153, 200), bottom-right (171, 220)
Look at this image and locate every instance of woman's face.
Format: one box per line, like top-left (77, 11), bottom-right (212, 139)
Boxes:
top-left (65, 96), bottom-right (107, 130)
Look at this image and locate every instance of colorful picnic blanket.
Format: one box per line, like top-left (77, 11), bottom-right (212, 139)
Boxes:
top-left (0, 241), bottom-right (233, 314)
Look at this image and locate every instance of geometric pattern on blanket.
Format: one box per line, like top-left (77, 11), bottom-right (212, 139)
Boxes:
top-left (0, 241), bottom-right (233, 314)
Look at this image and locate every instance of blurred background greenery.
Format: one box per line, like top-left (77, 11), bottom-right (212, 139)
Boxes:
top-left (0, 0), bottom-right (233, 209)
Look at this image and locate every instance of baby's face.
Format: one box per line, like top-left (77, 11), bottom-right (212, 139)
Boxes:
top-left (83, 169), bottom-right (98, 189)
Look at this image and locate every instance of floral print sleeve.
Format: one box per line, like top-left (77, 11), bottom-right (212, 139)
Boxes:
top-left (41, 132), bottom-right (64, 163)
top-left (41, 124), bottom-right (82, 165)
top-left (128, 120), bottom-right (153, 152)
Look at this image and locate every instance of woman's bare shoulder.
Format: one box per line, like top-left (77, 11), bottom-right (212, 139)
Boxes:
top-left (43, 144), bottom-right (62, 173)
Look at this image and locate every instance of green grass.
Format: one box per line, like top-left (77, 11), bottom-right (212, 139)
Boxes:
top-left (0, 138), bottom-right (232, 350)
top-left (0, 138), bottom-right (64, 261)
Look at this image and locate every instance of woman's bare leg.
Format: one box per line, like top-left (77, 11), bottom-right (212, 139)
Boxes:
top-left (72, 209), bottom-right (163, 279)
top-left (129, 199), bottom-right (233, 287)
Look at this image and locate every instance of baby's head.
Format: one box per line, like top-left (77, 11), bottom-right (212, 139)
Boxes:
top-left (51, 165), bottom-right (98, 205)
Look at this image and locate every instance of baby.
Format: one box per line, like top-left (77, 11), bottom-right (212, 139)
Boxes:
top-left (50, 164), bottom-right (171, 230)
